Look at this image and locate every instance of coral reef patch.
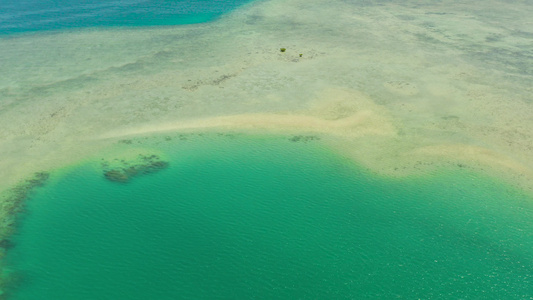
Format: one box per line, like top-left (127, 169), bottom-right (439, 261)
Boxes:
top-left (101, 154), bottom-right (169, 183)
top-left (0, 172), bottom-right (49, 241)
top-left (288, 135), bottom-right (321, 142)
top-left (0, 172), bottom-right (50, 298)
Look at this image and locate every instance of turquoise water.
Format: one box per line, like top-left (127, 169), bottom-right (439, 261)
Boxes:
top-left (0, 0), bottom-right (253, 35)
top-left (4, 135), bottom-right (533, 299)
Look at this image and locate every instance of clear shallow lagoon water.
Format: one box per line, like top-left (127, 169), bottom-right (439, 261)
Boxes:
top-left (4, 135), bottom-right (533, 299)
top-left (0, 0), bottom-right (253, 35)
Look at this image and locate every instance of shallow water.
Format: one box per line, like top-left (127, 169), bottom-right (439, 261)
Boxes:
top-left (4, 135), bottom-right (533, 299)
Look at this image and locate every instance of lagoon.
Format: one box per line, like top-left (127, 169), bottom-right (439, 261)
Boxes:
top-left (4, 134), bottom-right (533, 299)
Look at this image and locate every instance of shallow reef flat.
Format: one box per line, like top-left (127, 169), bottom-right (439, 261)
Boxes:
top-left (0, 0), bottom-right (532, 197)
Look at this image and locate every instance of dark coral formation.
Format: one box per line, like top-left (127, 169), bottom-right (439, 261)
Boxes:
top-left (104, 170), bottom-right (129, 182)
top-left (289, 135), bottom-right (321, 142)
top-left (1, 172), bottom-right (49, 223)
top-left (0, 268), bottom-right (25, 300)
top-left (0, 172), bottom-right (50, 240)
top-left (0, 172), bottom-right (50, 296)
top-left (102, 154), bottom-right (169, 183)
top-left (0, 239), bottom-right (13, 250)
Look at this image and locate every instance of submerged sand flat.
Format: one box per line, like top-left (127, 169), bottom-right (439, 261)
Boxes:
top-left (0, 0), bottom-right (532, 195)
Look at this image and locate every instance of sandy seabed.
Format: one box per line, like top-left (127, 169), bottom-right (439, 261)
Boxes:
top-left (0, 0), bottom-right (532, 220)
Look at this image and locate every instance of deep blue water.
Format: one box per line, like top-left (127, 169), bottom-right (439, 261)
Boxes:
top-left (0, 0), bottom-right (253, 35)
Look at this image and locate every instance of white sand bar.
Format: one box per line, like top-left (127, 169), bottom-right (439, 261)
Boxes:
top-left (1, 0), bottom-right (532, 193)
